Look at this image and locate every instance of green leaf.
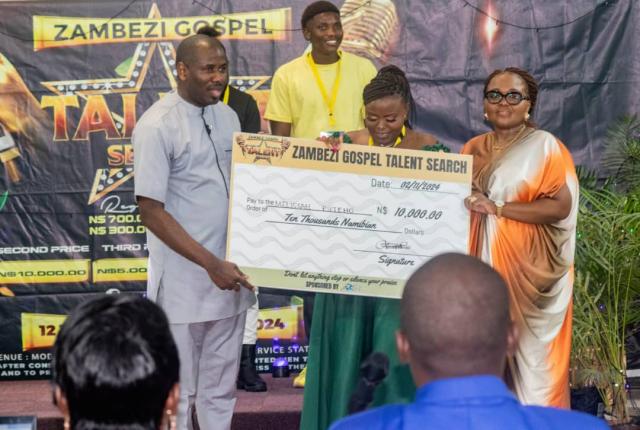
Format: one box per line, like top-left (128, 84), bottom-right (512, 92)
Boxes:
top-left (572, 117), bottom-right (640, 417)
top-left (602, 114), bottom-right (640, 191)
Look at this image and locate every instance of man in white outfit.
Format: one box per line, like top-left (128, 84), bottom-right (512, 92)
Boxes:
top-left (133, 34), bottom-right (255, 430)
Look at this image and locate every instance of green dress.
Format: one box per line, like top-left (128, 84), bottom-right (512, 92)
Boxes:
top-left (300, 143), bottom-right (449, 430)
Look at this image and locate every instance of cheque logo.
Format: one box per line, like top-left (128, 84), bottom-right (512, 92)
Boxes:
top-left (376, 240), bottom-right (410, 250)
top-left (236, 135), bottom-right (290, 163)
top-left (343, 283), bottom-right (353, 292)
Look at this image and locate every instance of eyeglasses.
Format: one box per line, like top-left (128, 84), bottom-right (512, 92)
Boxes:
top-left (484, 90), bottom-right (530, 105)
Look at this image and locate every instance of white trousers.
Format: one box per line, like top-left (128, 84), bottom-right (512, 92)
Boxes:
top-left (242, 292), bottom-right (259, 344)
top-left (170, 312), bottom-right (246, 430)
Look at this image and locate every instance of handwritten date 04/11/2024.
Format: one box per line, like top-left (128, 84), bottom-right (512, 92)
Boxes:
top-left (370, 178), bottom-right (441, 192)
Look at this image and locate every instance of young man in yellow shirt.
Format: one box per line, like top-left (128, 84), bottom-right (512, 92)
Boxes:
top-left (264, 1), bottom-right (377, 388)
top-left (266, 1), bottom-right (376, 138)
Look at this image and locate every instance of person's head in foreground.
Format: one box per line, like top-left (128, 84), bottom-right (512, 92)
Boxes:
top-left (397, 252), bottom-right (516, 384)
top-left (483, 67), bottom-right (538, 131)
top-left (362, 65), bottom-right (416, 147)
top-left (330, 253), bottom-right (609, 430)
top-left (301, 1), bottom-right (342, 63)
top-left (52, 294), bottom-right (179, 430)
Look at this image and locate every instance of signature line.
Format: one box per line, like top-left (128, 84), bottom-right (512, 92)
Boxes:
top-left (354, 249), bottom-right (434, 258)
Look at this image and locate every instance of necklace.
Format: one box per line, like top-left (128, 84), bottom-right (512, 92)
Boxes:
top-left (368, 125), bottom-right (406, 147)
top-left (493, 125), bottom-right (528, 152)
top-left (306, 52), bottom-right (342, 127)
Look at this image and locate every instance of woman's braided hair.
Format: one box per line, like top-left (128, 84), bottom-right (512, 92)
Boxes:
top-left (363, 65), bottom-right (415, 127)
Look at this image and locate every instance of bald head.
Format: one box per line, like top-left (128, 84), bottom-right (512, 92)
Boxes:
top-left (400, 253), bottom-right (511, 379)
top-left (176, 34), bottom-right (225, 67)
top-left (175, 34), bottom-right (228, 107)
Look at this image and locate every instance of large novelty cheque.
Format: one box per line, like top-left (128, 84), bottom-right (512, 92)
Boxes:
top-left (227, 133), bottom-right (471, 299)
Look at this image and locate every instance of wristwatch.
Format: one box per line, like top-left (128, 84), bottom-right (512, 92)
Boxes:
top-left (494, 200), bottom-right (505, 218)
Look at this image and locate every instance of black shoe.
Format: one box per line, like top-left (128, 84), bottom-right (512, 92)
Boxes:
top-left (237, 344), bottom-right (267, 392)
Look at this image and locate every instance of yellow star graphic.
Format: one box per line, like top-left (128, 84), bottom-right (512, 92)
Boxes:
top-left (39, 3), bottom-right (273, 205)
top-left (41, 3), bottom-right (177, 123)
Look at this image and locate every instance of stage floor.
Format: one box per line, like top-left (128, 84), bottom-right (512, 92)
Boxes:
top-left (0, 375), bottom-right (302, 430)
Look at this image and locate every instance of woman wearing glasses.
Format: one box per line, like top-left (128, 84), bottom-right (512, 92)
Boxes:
top-left (462, 68), bottom-right (578, 408)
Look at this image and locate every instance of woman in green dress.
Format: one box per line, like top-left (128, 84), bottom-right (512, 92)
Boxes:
top-left (301, 65), bottom-right (448, 430)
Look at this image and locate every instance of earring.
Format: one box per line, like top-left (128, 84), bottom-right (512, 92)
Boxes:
top-left (525, 113), bottom-right (530, 120)
top-left (166, 409), bottom-right (177, 430)
top-left (63, 419), bottom-right (70, 430)
top-left (483, 112), bottom-right (488, 120)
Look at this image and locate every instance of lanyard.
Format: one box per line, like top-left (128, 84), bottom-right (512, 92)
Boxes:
top-left (306, 52), bottom-right (342, 127)
top-left (368, 125), bottom-right (406, 147)
top-left (221, 85), bottom-right (230, 105)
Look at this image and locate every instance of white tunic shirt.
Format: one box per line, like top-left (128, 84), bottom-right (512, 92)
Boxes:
top-left (133, 91), bottom-right (254, 323)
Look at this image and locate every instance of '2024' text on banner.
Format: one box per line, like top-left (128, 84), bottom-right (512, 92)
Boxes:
top-left (226, 133), bottom-right (472, 299)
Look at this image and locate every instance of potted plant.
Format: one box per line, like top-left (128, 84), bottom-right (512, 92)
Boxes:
top-left (570, 271), bottom-right (606, 416)
top-left (572, 115), bottom-right (640, 423)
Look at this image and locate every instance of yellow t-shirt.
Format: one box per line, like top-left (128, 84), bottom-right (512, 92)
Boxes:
top-left (265, 51), bottom-right (377, 138)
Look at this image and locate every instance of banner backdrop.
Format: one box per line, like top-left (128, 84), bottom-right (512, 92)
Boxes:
top-left (0, 0), bottom-right (638, 379)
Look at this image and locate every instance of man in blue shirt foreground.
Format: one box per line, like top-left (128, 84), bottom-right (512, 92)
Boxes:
top-left (330, 253), bottom-right (608, 430)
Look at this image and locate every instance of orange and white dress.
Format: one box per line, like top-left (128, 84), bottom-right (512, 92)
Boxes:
top-left (462, 128), bottom-right (579, 408)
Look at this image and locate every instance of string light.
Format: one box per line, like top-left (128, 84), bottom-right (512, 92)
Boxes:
top-left (483, 3), bottom-right (498, 49)
top-left (463, 0), bottom-right (620, 31)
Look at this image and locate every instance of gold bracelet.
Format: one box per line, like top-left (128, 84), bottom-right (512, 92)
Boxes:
top-left (494, 200), bottom-right (505, 218)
